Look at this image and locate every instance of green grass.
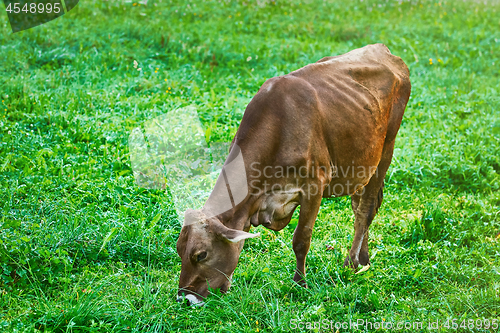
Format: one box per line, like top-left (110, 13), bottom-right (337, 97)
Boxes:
top-left (1, 0), bottom-right (500, 331)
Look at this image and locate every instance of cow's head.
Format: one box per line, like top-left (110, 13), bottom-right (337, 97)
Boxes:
top-left (176, 209), bottom-right (260, 305)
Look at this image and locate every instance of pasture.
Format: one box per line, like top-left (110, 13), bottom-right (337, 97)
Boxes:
top-left (0, 0), bottom-right (499, 331)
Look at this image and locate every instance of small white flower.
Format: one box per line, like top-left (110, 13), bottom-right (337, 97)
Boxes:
top-left (133, 60), bottom-right (138, 69)
top-left (246, 56), bottom-right (252, 61)
top-left (8, 130), bottom-right (11, 135)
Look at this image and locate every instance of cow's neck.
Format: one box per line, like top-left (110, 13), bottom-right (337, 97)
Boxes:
top-left (204, 185), bottom-right (301, 233)
top-left (201, 141), bottom-right (260, 232)
top-left (202, 141), bottom-right (303, 233)
top-left (203, 194), bottom-right (257, 232)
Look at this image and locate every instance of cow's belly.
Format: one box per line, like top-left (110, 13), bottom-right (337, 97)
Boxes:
top-left (321, 161), bottom-right (379, 197)
top-left (323, 177), bottom-right (369, 198)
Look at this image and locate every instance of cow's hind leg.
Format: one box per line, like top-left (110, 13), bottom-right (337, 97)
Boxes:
top-left (292, 192), bottom-right (322, 287)
top-left (344, 142), bottom-right (393, 269)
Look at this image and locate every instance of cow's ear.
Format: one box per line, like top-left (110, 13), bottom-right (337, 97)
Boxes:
top-left (221, 229), bottom-right (261, 243)
top-left (214, 223), bottom-right (260, 243)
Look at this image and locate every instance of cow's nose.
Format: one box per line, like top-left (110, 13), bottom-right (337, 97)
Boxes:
top-left (177, 292), bottom-right (204, 306)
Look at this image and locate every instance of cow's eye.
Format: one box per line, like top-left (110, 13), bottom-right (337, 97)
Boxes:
top-left (196, 251), bottom-right (207, 262)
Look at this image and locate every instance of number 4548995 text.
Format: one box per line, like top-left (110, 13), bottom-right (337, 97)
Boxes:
top-left (6, 2), bottom-right (61, 14)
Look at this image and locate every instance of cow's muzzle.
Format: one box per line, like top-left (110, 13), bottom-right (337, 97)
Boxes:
top-left (177, 291), bottom-right (205, 306)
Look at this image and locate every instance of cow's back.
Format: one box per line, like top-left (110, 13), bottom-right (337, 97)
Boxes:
top-left (234, 44), bottom-right (410, 195)
top-left (293, 43), bottom-right (411, 142)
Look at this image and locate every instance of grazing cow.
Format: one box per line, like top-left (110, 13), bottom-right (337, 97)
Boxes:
top-left (176, 44), bottom-right (411, 305)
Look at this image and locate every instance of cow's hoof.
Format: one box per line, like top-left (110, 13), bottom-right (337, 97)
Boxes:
top-left (343, 255), bottom-right (359, 270)
top-left (355, 264), bottom-right (371, 275)
top-left (293, 273), bottom-right (308, 288)
top-left (359, 251), bottom-right (370, 266)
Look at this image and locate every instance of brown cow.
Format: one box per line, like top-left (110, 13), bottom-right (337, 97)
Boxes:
top-left (176, 44), bottom-right (411, 305)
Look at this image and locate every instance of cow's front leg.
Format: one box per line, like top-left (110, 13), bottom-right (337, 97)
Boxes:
top-left (292, 193), bottom-right (322, 287)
